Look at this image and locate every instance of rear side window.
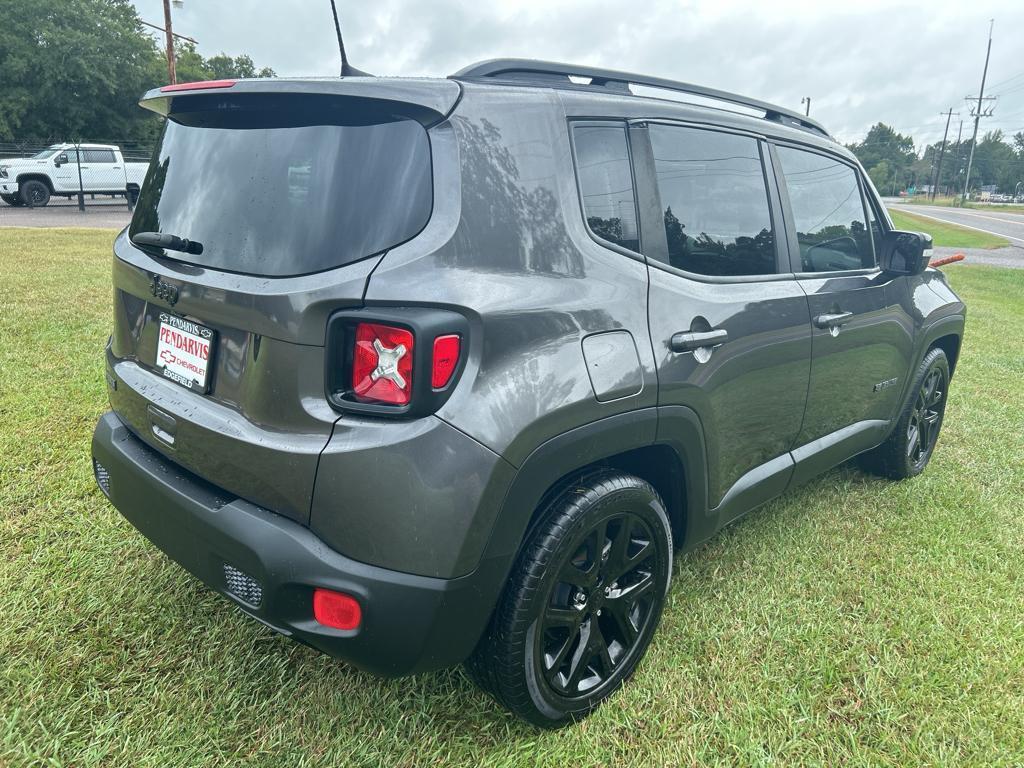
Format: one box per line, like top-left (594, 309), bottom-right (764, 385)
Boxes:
top-left (650, 125), bottom-right (776, 277)
top-left (130, 94), bottom-right (432, 277)
top-left (572, 124), bottom-right (639, 253)
top-left (83, 149), bottom-right (116, 163)
top-left (776, 146), bottom-right (874, 272)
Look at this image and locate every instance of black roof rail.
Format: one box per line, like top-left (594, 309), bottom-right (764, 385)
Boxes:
top-left (452, 58), bottom-right (831, 139)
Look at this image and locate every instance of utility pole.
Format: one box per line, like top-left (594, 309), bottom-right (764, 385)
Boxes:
top-left (961, 20), bottom-right (995, 204)
top-left (950, 119), bottom-right (963, 197)
top-left (162, 0), bottom-right (176, 84)
top-left (801, 97), bottom-right (811, 116)
top-left (930, 109), bottom-right (957, 200)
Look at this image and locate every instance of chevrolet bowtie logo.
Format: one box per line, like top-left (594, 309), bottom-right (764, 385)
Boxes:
top-left (149, 274), bottom-right (179, 306)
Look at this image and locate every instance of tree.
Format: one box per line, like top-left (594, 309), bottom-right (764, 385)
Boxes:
top-left (867, 160), bottom-right (891, 193)
top-left (206, 53), bottom-right (275, 80)
top-left (0, 0), bottom-right (164, 140)
top-left (847, 123), bottom-right (917, 192)
top-left (0, 0), bottom-right (277, 142)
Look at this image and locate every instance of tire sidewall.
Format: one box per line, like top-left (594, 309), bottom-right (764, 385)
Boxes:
top-left (20, 180), bottom-right (50, 207)
top-left (900, 349), bottom-right (950, 477)
top-left (521, 482), bottom-right (672, 723)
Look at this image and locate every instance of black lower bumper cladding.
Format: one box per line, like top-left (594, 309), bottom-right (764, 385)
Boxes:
top-left (91, 411), bottom-right (496, 676)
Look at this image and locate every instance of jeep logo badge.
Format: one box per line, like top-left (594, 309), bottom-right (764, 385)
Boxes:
top-left (150, 275), bottom-right (179, 306)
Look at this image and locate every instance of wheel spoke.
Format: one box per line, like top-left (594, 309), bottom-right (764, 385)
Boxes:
top-left (604, 598), bottom-right (639, 646)
top-left (906, 422), bottom-right (920, 459)
top-left (609, 571), bottom-right (655, 607)
top-left (606, 517), bottom-right (631, 578)
top-left (544, 625), bottom-right (582, 678)
top-left (592, 623), bottom-right (615, 676)
top-left (563, 620), bottom-right (594, 692)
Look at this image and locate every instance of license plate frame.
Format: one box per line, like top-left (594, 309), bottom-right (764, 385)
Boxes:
top-left (155, 312), bottom-right (216, 393)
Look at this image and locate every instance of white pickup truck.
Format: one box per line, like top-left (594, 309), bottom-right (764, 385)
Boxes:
top-left (0, 143), bottom-right (149, 207)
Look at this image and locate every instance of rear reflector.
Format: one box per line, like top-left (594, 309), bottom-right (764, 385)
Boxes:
top-left (313, 589), bottom-right (362, 630)
top-left (431, 334), bottom-right (461, 389)
top-left (224, 564), bottom-right (263, 607)
top-left (352, 322), bottom-right (414, 405)
top-left (160, 79), bottom-right (237, 92)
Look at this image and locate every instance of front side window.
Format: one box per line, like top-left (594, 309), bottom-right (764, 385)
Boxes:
top-left (776, 146), bottom-right (874, 272)
top-left (650, 125), bottom-right (776, 277)
top-left (573, 124), bottom-right (639, 252)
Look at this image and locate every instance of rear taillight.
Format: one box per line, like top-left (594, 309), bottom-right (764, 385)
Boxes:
top-left (327, 309), bottom-right (467, 415)
top-left (313, 588), bottom-right (362, 631)
top-left (352, 322), bottom-right (414, 405)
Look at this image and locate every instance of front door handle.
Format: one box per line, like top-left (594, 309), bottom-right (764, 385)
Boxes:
top-left (813, 311), bottom-right (854, 330)
top-left (670, 328), bottom-right (729, 353)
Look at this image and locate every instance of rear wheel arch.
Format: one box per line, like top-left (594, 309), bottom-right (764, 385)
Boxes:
top-left (486, 407), bottom-right (708, 569)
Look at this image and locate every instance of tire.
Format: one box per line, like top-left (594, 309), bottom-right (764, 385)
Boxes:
top-left (1, 193), bottom-right (23, 206)
top-left (467, 470), bottom-right (673, 727)
top-left (19, 180), bottom-right (50, 207)
top-left (861, 347), bottom-right (950, 480)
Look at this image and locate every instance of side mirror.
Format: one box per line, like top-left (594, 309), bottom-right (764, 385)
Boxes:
top-left (880, 230), bottom-right (932, 276)
top-left (54, 153), bottom-right (68, 167)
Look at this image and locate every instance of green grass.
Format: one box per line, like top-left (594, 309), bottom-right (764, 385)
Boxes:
top-left (904, 196), bottom-right (1024, 216)
top-left (2, 228), bottom-right (1023, 766)
top-left (888, 208), bottom-right (1011, 249)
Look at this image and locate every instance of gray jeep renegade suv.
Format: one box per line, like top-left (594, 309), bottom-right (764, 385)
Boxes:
top-left (91, 60), bottom-right (965, 727)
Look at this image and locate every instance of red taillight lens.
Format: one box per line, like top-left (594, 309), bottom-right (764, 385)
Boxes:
top-left (312, 588), bottom-right (362, 630)
top-left (352, 322), bottom-right (414, 405)
top-left (160, 79), bottom-right (236, 92)
top-left (431, 334), bottom-right (461, 389)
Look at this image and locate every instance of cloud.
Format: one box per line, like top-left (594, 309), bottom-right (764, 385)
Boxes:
top-left (133, 0), bottom-right (1024, 146)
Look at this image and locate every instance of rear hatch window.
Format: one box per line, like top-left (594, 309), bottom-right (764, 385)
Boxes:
top-left (129, 93), bottom-right (433, 277)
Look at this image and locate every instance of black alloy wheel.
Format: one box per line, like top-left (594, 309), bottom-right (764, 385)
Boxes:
top-left (467, 470), bottom-right (672, 727)
top-left (861, 346), bottom-right (950, 480)
top-left (908, 365), bottom-right (945, 469)
top-left (538, 511), bottom-right (660, 698)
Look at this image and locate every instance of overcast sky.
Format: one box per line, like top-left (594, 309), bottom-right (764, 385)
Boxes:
top-left (131, 0), bottom-right (1024, 148)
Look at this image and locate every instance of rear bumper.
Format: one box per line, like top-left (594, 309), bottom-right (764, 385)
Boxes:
top-left (91, 411), bottom-right (503, 676)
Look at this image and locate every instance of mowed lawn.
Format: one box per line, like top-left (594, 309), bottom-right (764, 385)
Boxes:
top-left (888, 208), bottom-right (1010, 249)
top-left (1, 227), bottom-right (1023, 767)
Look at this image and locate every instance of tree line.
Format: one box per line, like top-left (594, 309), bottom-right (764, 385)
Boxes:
top-left (0, 0), bottom-right (275, 143)
top-left (848, 123), bottom-right (1024, 197)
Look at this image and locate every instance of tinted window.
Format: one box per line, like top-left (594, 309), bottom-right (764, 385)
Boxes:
top-left (129, 94), bottom-right (432, 277)
top-left (650, 125), bottom-right (775, 276)
top-left (84, 149), bottom-right (116, 163)
top-left (573, 124), bottom-right (639, 252)
top-left (776, 147), bottom-right (874, 272)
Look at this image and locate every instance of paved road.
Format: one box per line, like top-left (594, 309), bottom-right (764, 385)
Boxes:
top-left (887, 203), bottom-right (1024, 247)
top-left (0, 200), bottom-right (131, 229)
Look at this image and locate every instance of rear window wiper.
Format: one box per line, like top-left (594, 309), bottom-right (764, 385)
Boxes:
top-left (131, 231), bottom-right (204, 255)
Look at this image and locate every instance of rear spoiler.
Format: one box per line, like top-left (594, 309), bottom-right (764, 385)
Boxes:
top-left (139, 78), bottom-right (462, 127)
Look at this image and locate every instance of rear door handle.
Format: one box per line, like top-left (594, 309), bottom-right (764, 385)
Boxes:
top-left (670, 328), bottom-right (729, 353)
top-left (813, 311), bottom-right (854, 330)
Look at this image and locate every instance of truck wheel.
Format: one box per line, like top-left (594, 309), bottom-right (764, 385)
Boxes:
top-left (20, 180), bottom-right (50, 207)
top-left (860, 347), bottom-right (950, 480)
top-left (467, 470), bottom-right (672, 727)
top-left (1, 193), bottom-right (24, 206)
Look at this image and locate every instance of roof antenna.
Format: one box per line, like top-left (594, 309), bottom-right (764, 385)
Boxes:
top-left (329, 0), bottom-right (372, 77)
